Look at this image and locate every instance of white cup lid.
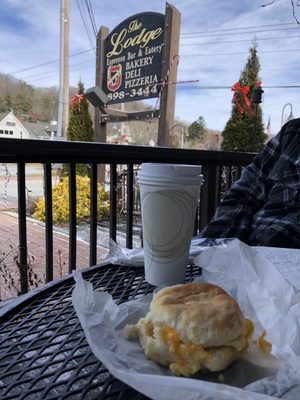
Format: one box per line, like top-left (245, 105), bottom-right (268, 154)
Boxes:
top-left (138, 163), bottom-right (202, 179)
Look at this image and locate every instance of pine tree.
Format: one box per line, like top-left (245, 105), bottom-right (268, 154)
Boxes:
top-left (221, 43), bottom-right (267, 152)
top-left (188, 116), bottom-right (206, 141)
top-left (66, 81), bottom-right (94, 176)
top-left (67, 81), bottom-right (94, 142)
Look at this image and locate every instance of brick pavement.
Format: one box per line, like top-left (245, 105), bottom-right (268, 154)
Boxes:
top-left (0, 211), bottom-right (108, 300)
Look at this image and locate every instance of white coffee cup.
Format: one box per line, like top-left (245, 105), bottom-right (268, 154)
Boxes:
top-left (137, 163), bottom-right (203, 286)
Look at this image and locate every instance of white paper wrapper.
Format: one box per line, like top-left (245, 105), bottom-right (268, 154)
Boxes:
top-left (72, 239), bottom-right (300, 400)
top-left (105, 237), bottom-right (231, 267)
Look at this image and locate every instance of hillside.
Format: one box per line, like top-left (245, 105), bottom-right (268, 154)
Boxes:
top-left (0, 72), bottom-right (77, 122)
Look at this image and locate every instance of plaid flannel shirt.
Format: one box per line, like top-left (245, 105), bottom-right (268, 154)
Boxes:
top-left (200, 118), bottom-right (300, 248)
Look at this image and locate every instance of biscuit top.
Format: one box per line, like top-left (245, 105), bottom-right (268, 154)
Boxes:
top-left (148, 282), bottom-right (246, 347)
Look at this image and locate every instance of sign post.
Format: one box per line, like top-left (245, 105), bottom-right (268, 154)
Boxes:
top-left (94, 26), bottom-right (109, 144)
top-left (157, 3), bottom-right (180, 146)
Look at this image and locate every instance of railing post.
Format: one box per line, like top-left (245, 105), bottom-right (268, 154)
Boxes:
top-left (69, 163), bottom-right (77, 272)
top-left (109, 164), bottom-right (117, 242)
top-left (89, 163), bottom-right (98, 266)
top-left (199, 164), bottom-right (221, 231)
top-left (17, 162), bottom-right (28, 294)
top-left (44, 163), bottom-right (53, 282)
top-left (126, 165), bottom-right (134, 249)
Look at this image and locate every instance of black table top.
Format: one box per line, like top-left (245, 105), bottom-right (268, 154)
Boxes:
top-left (0, 262), bottom-right (201, 400)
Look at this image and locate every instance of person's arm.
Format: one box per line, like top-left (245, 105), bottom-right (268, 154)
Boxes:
top-left (199, 127), bottom-right (284, 243)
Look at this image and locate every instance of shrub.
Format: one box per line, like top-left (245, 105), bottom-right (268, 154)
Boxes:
top-left (33, 175), bottom-right (110, 224)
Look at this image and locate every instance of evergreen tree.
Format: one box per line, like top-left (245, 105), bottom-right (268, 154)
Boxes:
top-left (14, 93), bottom-right (32, 115)
top-left (221, 44), bottom-right (267, 152)
top-left (67, 81), bottom-right (94, 142)
top-left (65, 81), bottom-right (94, 176)
top-left (5, 93), bottom-right (13, 111)
top-left (187, 116), bottom-right (206, 143)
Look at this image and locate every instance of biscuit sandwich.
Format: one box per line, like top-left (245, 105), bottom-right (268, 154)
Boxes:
top-left (124, 282), bottom-right (253, 377)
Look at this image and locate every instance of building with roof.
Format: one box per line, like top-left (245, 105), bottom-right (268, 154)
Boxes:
top-left (0, 111), bottom-right (57, 139)
top-left (0, 111), bottom-right (30, 139)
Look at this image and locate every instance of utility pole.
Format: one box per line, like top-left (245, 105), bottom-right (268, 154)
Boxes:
top-left (57, 0), bottom-right (70, 139)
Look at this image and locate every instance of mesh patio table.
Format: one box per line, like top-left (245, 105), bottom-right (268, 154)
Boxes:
top-left (0, 262), bottom-right (201, 400)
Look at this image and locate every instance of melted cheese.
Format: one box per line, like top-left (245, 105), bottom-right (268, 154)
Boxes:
top-left (158, 324), bottom-right (254, 376)
top-left (160, 325), bottom-right (181, 352)
top-left (245, 319), bottom-right (254, 338)
top-left (160, 325), bottom-right (210, 376)
top-left (258, 330), bottom-right (272, 353)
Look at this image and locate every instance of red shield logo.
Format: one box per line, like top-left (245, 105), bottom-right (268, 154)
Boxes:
top-left (107, 64), bottom-right (122, 92)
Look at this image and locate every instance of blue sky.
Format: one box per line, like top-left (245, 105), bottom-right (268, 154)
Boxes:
top-left (1, 0), bottom-right (300, 135)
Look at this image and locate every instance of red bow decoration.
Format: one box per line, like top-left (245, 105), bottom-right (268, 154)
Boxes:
top-left (231, 82), bottom-right (253, 114)
top-left (71, 94), bottom-right (84, 111)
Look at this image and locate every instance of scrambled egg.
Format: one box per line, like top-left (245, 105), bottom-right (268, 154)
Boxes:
top-left (158, 321), bottom-right (253, 376)
top-left (160, 325), bottom-right (210, 376)
top-left (125, 317), bottom-right (272, 377)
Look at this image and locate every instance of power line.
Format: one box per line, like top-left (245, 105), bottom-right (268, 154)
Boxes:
top-left (181, 48), bottom-right (300, 57)
top-left (181, 66), bottom-right (300, 72)
top-left (176, 85), bottom-right (300, 89)
top-left (85, 0), bottom-right (98, 36)
top-left (10, 38), bottom-right (292, 79)
top-left (27, 91), bottom-right (86, 105)
top-left (181, 26), bottom-right (300, 39)
top-left (6, 22), bottom-right (300, 81)
top-left (76, 0), bottom-right (95, 49)
top-left (11, 40), bottom-right (296, 78)
top-left (21, 57), bottom-right (300, 84)
top-left (13, 84), bottom-right (300, 109)
top-left (10, 48), bottom-right (95, 75)
top-left (180, 22), bottom-right (296, 36)
top-left (180, 34), bottom-right (300, 46)
top-left (21, 59), bottom-right (94, 81)
top-left (10, 42), bottom-right (299, 83)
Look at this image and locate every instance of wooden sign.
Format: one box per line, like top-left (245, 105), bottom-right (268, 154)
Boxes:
top-left (102, 12), bottom-right (164, 105)
top-left (94, 3), bottom-right (181, 149)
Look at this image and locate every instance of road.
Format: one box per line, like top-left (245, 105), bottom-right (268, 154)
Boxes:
top-left (0, 163), bottom-right (59, 209)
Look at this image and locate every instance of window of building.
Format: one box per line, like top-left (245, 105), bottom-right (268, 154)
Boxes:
top-left (6, 121), bottom-right (16, 126)
top-left (0, 130), bottom-right (3, 134)
top-left (9, 131), bottom-right (13, 135)
top-left (4, 130), bottom-right (8, 134)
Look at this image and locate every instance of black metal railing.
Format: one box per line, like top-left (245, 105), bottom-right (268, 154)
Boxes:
top-left (0, 137), bottom-right (256, 294)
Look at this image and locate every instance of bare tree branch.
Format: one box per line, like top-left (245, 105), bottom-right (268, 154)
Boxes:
top-left (291, 0), bottom-right (300, 23)
top-left (261, 0), bottom-right (300, 24)
top-left (261, 0), bottom-right (275, 7)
